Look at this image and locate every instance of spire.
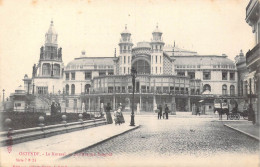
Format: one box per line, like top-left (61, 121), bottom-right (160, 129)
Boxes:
top-left (174, 41), bottom-right (175, 47)
top-left (152, 23), bottom-right (162, 34)
top-left (121, 24), bottom-right (130, 34)
top-left (45, 20), bottom-right (58, 45)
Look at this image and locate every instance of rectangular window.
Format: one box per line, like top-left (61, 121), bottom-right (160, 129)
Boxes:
top-left (66, 73), bottom-right (69, 80)
top-left (188, 72), bottom-right (195, 79)
top-left (156, 87), bottom-right (162, 93)
top-left (108, 87), bottom-right (113, 93)
top-left (156, 56), bottom-right (158, 63)
top-left (15, 103), bottom-right (21, 107)
top-left (124, 67), bottom-right (126, 74)
top-left (160, 56), bottom-right (161, 63)
top-left (222, 72), bottom-right (227, 80)
top-left (128, 56), bottom-right (130, 63)
top-left (124, 56), bottom-right (126, 64)
top-left (156, 67), bottom-right (157, 73)
top-left (71, 72), bottom-right (75, 80)
top-left (160, 67), bottom-right (161, 73)
top-left (230, 72), bottom-right (235, 80)
top-left (177, 71), bottom-right (185, 76)
top-left (203, 71), bottom-right (211, 80)
top-left (85, 72), bottom-right (92, 80)
top-left (99, 71), bottom-right (106, 76)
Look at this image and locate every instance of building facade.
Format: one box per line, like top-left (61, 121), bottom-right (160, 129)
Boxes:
top-left (16, 21), bottom-right (238, 114)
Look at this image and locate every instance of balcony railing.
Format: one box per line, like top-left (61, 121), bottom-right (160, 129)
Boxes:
top-left (79, 89), bottom-right (194, 95)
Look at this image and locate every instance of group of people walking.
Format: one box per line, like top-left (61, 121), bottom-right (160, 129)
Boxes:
top-left (105, 103), bottom-right (125, 125)
top-left (157, 104), bottom-right (169, 119)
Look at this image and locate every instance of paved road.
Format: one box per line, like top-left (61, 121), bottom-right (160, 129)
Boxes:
top-left (67, 114), bottom-right (260, 166)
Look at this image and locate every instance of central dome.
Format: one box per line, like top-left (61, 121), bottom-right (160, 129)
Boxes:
top-left (136, 41), bottom-right (151, 48)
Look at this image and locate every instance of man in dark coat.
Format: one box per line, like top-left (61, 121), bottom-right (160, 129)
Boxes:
top-left (158, 105), bottom-right (162, 119)
top-left (165, 104), bottom-right (169, 119)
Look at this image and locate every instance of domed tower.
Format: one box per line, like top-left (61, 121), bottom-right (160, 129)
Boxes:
top-left (150, 24), bottom-right (165, 75)
top-left (32, 20), bottom-right (64, 95)
top-left (36, 20), bottom-right (63, 78)
top-left (118, 25), bottom-right (133, 75)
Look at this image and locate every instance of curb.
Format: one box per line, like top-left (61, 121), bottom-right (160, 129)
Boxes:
top-left (60, 125), bottom-right (141, 159)
top-left (224, 124), bottom-right (260, 141)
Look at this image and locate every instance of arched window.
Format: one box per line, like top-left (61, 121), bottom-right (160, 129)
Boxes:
top-left (85, 84), bottom-right (91, 94)
top-left (203, 84), bottom-right (211, 92)
top-left (65, 84), bottom-right (69, 95)
top-left (42, 63), bottom-right (51, 76)
top-left (53, 64), bottom-right (60, 76)
top-left (71, 84), bottom-right (75, 95)
top-left (230, 85), bottom-right (235, 96)
top-left (222, 84), bottom-right (227, 95)
top-left (132, 59), bottom-right (150, 74)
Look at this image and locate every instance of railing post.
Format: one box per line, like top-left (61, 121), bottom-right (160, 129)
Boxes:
top-left (5, 118), bottom-right (12, 131)
top-left (62, 115), bottom-right (67, 124)
top-left (38, 116), bottom-right (45, 127)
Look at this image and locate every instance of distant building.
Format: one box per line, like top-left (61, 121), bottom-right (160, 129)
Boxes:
top-left (245, 0), bottom-right (260, 125)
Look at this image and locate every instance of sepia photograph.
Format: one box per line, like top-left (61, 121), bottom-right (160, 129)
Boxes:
top-left (0, 0), bottom-right (259, 166)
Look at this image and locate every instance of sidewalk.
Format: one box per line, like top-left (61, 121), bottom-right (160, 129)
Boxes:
top-left (0, 122), bottom-right (140, 166)
top-left (224, 121), bottom-right (260, 141)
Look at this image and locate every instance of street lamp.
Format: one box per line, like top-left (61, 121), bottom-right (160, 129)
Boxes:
top-left (2, 89), bottom-right (5, 102)
top-left (130, 67), bottom-right (137, 126)
top-left (32, 82), bottom-right (35, 95)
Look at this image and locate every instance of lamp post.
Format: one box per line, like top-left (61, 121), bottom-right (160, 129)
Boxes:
top-left (130, 67), bottom-right (137, 126)
top-left (32, 82), bottom-right (35, 95)
top-left (2, 89), bottom-right (5, 102)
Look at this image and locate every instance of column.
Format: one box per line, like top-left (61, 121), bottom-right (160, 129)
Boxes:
top-left (97, 96), bottom-right (101, 112)
top-left (192, 103), bottom-right (196, 115)
top-left (77, 99), bottom-right (81, 113)
top-left (88, 98), bottom-right (90, 111)
top-left (187, 97), bottom-right (191, 112)
top-left (171, 96), bottom-right (176, 115)
top-left (256, 67), bottom-right (260, 126)
top-left (153, 95), bottom-right (157, 112)
top-left (140, 95), bottom-right (142, 112)
top-left (113, 95), bottom-right (116, 110)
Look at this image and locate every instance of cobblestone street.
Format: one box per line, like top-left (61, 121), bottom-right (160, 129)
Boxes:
top-left (67, 114), bottom-right (260, 166)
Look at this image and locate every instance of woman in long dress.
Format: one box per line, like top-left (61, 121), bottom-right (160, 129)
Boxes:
top-left (105, 103), bottom-right (113, 124)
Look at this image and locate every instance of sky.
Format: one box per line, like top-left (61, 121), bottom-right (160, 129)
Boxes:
top-left (0, 0), bottom-right (255, 97)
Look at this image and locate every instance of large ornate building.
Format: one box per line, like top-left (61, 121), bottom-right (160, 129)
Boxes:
top-left (17, 21), bottom-right (238, 114)
top-left (245, 0), bottom-right (260, 125)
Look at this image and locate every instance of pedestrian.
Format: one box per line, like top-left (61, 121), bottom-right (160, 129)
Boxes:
top-left (51, 102), bottom-right (56, 115)
top-left (105, 103), bottom-right (113, 124)
top-left (158, 104), bottom-right (162, 119)
top-left (196, 104), bottom-right (200, 116)
top-left (165, 104), bottom-right (169, 119)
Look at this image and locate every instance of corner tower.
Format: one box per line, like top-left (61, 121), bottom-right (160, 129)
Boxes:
top-left (36, 20), bottom-right (63, 78)
top-left (118, 25), bottom-right (133, 75)
top-left (150, 24), bottom-right (165, 75)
